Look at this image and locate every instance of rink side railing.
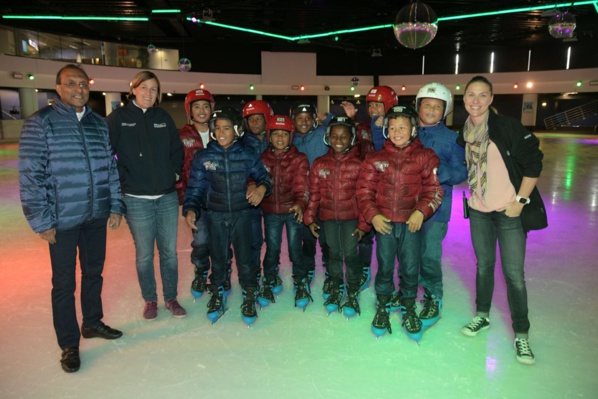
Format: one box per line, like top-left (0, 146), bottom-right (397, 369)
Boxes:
top-left (544, 100), bottom-right (598, 130)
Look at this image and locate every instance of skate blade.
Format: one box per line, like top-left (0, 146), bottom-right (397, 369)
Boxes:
top-left (190, 288), bottom-right (204, 300)
top-left (295, 299), bottom-right (309, 311)
top-left (406, 330), bottom-right (423, 343)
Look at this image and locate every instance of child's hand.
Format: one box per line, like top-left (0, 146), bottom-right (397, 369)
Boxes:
top-left (246, 184), bottom-right (267, 206)
top-left (352, 228), bottom-right (366, 241)
top-left (289, 204), bottom-right (303, 223)
top-left (406, 210), bottom-right (424, 233)
top-left (373, 115), bottom-right (384, 127)
top-left (185, 210), bottom-right (198, 231)
top-left (316, 112), bottom-right (328, 124)
top-left (340, 101), bottom-right (357, 120)
top-left (308, 222), bottom-right (320, 238)
top-left (372, 214), bottom-right (391, 235)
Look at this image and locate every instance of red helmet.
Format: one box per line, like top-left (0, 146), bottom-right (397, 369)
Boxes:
top-left (366, 86), bottom-right (398, 113)
top-left (266, 115), bottom-right (295, 144)
top-left (243, 100), bottom-right (274, 124)
top-left (184, 89), bottom-right (215, 120)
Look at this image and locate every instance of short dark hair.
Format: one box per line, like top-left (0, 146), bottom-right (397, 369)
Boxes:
top-left (464, 75), bottom-right (493, 95)
top-left (127, 71), bottom-right (162, 106)
top-left (55, 64), bottom-right (89, 84)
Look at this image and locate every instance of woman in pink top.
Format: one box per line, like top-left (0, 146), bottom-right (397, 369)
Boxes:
top-left (457, 75), bottom-right (547, 366)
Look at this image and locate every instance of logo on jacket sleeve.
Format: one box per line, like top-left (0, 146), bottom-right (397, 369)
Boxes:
top-left (121, 122), bottom-right (136, 127)
top-left (182, 138), bottom-right (196, 147)
top-left (374, 161), bottom-right (389, 172)
top-left (264, 165), bottom-right (271, 173)
top-left (318, 169), bottom-right (331, 178)
top-left (203, 161), bottom-right (219, 171)
top-left (360, 129), bottom-right (370, 140)
top-left (154, 123), bottom-right (167, 128)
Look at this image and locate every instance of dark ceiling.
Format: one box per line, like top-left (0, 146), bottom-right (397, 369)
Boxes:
top-left (2, 0), bottom-right (597, 75)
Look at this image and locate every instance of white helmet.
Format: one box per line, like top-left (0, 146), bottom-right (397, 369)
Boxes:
top-left (415, 82), bottom-right (453, 118)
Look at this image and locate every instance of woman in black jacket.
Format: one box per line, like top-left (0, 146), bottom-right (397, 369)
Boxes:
top-left (458, 75), bottom-right (547, 365)
top-left (107, 71), bottom-right (185, 321)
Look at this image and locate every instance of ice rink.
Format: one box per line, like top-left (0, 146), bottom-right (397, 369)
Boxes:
top-left (1, 132), bottom-right (597, 398)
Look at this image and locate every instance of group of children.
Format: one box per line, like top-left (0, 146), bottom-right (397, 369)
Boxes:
top-left (176, 83), bottom-right (466, 342)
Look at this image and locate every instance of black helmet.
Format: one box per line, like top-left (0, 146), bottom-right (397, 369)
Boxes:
top-left (383, 105), bottom-right (418, 140)
top-left (324, 116), bottom-right (357, 148)
top-left (209, 106), bottom-right (244, 139)
top-left (290, 102), bottom-right (317, 120)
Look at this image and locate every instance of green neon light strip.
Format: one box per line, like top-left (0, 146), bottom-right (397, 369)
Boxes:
top-left (2, 15), bottom-right (148, 21)
top-left (594, 2), bottom-right (598, 12)
top-left (152, 9), bottom-right (181, 14)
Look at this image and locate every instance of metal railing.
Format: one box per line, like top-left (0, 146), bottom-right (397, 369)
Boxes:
top-left (544, 100), bottom-right (598, 129)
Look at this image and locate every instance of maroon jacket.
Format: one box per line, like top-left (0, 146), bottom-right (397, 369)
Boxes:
top-left (355, 120), bottom-right (375, 160)
top-left (177, 124), bottom-right (209, 204)
top-left (260, 145), bottom-right (309, 214)
top-left (304, 146), bottom-right (370, 232)
top-left (357, 138), bottom-right (443, 224)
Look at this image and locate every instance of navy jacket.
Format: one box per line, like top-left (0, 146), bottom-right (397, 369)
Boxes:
top-left (418, 121), bottom-right (467, 223)
top-left (19, 97), bottom-right (125, 233)
top-left (183, 140), bottom-right (272, 215)
top-left (107, 101), bottom-right (183, 196)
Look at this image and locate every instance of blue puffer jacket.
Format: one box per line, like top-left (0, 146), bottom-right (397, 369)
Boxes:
top-left (242, 131), bottom-right (269, 155)
top-left (418, 121), bottom-right (467, 223)
top-left (183, 139), bottom-right (272, 215)
top-left (293, 125), bottom-right (328, 167)
top-left (19, 97), bottom-right (125, 233)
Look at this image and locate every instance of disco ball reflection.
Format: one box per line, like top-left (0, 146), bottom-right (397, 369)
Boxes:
top-left (178, 58), bottom-right (192, 72)
top-left (393, 2), bottom-right (437, 49)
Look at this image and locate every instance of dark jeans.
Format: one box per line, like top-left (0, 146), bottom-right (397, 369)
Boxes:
top-left (250, 206), bottom-right (264, 275)
top-left (208, 209), bottom-right (256, 289)
top-left (469, 208), bottom-right (530, 334)
top-left (358, 229), bottom-right (374, 267)
top-left (190, 207), bottom-right (232, 273)
top-left (49, 218), bottom-right (107, 349)
top-left (124, 192), bottom-right (179, 303)
top-left (419, 220), bottom-right (448, 298)
top-left (263, 212), bottom-right (305, 278)
top-left (302, 216), bottom-right (329, 270)
top-left (322, 220), bottom-right (361, 289)
top-left (374, 222), bottom-right (421, 298)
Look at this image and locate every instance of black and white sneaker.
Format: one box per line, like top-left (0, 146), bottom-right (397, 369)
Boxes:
top-left (461, 316), bottom-right (490, 337)
top-left (514, 338), bottom-right (536, 365)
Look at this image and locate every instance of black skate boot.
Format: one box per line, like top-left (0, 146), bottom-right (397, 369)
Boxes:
top-left (372, 294), bottom-right (392, 338)
top-left (324, 282), bottom-right (344, 315)
top-left (358, 265), bottom-right (371, 292)
top-left (223, 267), bottom-right (233, 297)
top-left (389, 290), bottom-right (403, 312)
top-left (419, 288), bottom-right (442, 328)
top-left (206, 285), bottom-right (227, 324)
top-left (190, 268), bottom-right (208, 300)
top-left (400, 298), bottom-right (423, 343)
top-left (341, 286), bottom-right (361, 319)
top-left (257, 276), bottom-right (276, 308)
top-left (241, 287), bottom-right (258, 327)
top-left (322, 271), bottom-right (333, 299)
top-left (293, 276), bottom-right (313, 311)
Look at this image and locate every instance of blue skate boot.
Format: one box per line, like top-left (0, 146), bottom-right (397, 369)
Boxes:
top-left (293, 276), bottom-right (313, 311)
top-left (272, 273), bottom-right (283, 295)
top-left (206, 285), bottom-right (227, 324)
top-left (358, 266), bottom-right (371, 292)
top-left (341, 286), bottom-right (360, 319)
top-left (322, 271), bottom-right (333, 300)
top-left (324, 282), bottom-right (344, 315)
top-left (371, 294), bottom-right (392, 338)
top-left (389, 290), bottom-right (402, 313)
top-left (400, 298), bottom-right (423, 343)
top-left (257, 276), bottom-right (276, 308)
top-left (241, 288), bottom-right (259, 327)
top-left (190, 268), bottom-right (208, 300)
top-left (419, 288), bottom-right (442, 329)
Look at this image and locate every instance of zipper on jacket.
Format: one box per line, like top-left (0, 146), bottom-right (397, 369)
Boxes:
top-left (144, 116), bottom-right (158, 193)
top-left (224, 150), bottom-right (232, 212)
top-left (79, 117), bottom-right (94, 219)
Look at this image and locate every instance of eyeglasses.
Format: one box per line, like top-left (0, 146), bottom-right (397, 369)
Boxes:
top-left (60, 81), bottom-right (90, 89)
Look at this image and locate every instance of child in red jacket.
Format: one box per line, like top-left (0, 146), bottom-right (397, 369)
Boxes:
top-left (304, 116), bottom-right (370, 318)
top-left (259, 116), bottom-right (312, 310)
top-left (357, 105), bottom-right (443, 341)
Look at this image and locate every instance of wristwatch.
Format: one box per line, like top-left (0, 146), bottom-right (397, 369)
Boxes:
top-left (516, 195), bottom-right (530, 205)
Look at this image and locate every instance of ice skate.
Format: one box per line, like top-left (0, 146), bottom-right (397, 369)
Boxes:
top-left (389, 290), bottom-right (402, 312)
top-left (341, 287), bottom-right (360, 319)
top-left (190, 269), bottom-right (208, 300)
top-left (293, 276), bottom-right (313, 311)
top-left (324, 282), bottom-right (344, 315)
top-left (400, 298), bottom-right (423, 343)
top-left (223, 267), bottom-right (232, 297)
top-left (206, 285), bottom-right (227, 324)
top-left (257, 277), bottom-right (276, 308)
top-left (358, 266), bottom-right (371, 292)
top-left (322, 271), bottom-right (333, 299)
top-left (272, 274), bottom-right (283, 295)
top-left (419, 288), bottom-right (442, 329)
top-left (371, 294), bottom-right (392, 338)
top-left (241, 288), bottom-right (258, 327)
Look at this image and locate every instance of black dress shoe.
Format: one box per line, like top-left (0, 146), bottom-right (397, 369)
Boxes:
top-left (81, 322), bottom-right (123, 340)
top-left (61, 347), bottom-right (80, 373)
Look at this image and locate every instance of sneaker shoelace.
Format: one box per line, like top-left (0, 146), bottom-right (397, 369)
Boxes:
top-left (373, 306), bottom-right (390, 329)
top-left (515, 339), bottom-right (534, 357)
top-left (241, 293), bottom-right (257, 316)
top-left (295, 283), bottom-right (313, 302)
top-left (325, 290), bottom-right (343, 306)
top-left (467, 316), bottom-right (487, 331)
top-left (207, 294), bottom-right (223, 312)
top-left (342, 293), bottom-right (360, 314)
top-left (260, 285), bottom-right (275, 302)
top-left (420, 297), bottom-right (439, 318)
top-left (402, 308), bottom-right (421, 332)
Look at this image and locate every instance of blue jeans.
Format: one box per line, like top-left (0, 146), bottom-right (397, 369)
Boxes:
top-left (322, 220), bottom-right (360, 289)
top-left (124, 192), bottom-right (179, 303)
top-left (469, 208), bottom-right (530, 334)
top-left (419, 220), bottom-right (448, 298)
top-left (302, 216), bottom-right (329, 270)
top-left (190, 208), bottom-right (232, 273)
top-left (375, 222), bottom-right (421, 298)
top-left (49, 218), bottom-right (107, 348)
top-left (263, 212), bottom-right (305, 278)
top-left (358, 229), bottom-right (374, 267)
top-left (250, 206), bottom-right (264, 277)
top-left (207, 209), bottom-right (256, 289)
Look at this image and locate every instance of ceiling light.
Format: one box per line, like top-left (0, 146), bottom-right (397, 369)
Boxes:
top-left (548, 11), bottom-right (576, 39)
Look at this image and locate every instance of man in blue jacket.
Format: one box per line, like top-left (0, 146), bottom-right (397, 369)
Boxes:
top-left (18, 64), bottom-right (125, 373)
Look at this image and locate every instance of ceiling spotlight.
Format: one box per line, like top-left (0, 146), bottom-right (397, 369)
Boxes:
top-left (526, 81), bottom-right (534, 89)
top-left (249, 84), bottom-right (255, 90)
top-left (513, 83), bottom-right (519, 89)
top-left (576, 81), bottom-right (582, 87)
top-left (548, 11), bottom-right (576, 39)
top-left (89, 78), bottom-right (95, 85)
top-left (199, 83), bottom-right (205, 89)
top-left (351, 77), bottom-right (360, 87)
top-left (401, 85), bottom-right (406, 91)
top-left (393, 1), bottom-right (438, 49)
top-left (350, 86), bottom-right (355, 91)
top-left (455, 84), bottom-right (461, 91)
top-left (28, 74), bottom-right (35, 80)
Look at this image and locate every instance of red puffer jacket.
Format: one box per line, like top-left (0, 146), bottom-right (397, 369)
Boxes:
top-left (304, 146), bottom-right (370, 231)
top-left (177, 124), bottom-right (209, 204)
top-left (357, 138), bottom-right (443, 223)
top-left (260, 146), bottom-right (309, 214)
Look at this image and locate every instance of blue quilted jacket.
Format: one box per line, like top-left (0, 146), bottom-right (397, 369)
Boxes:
top-left (183, 139), bottom-right (272, 215)
top-left (19, 97), bottom-right (125, 233)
